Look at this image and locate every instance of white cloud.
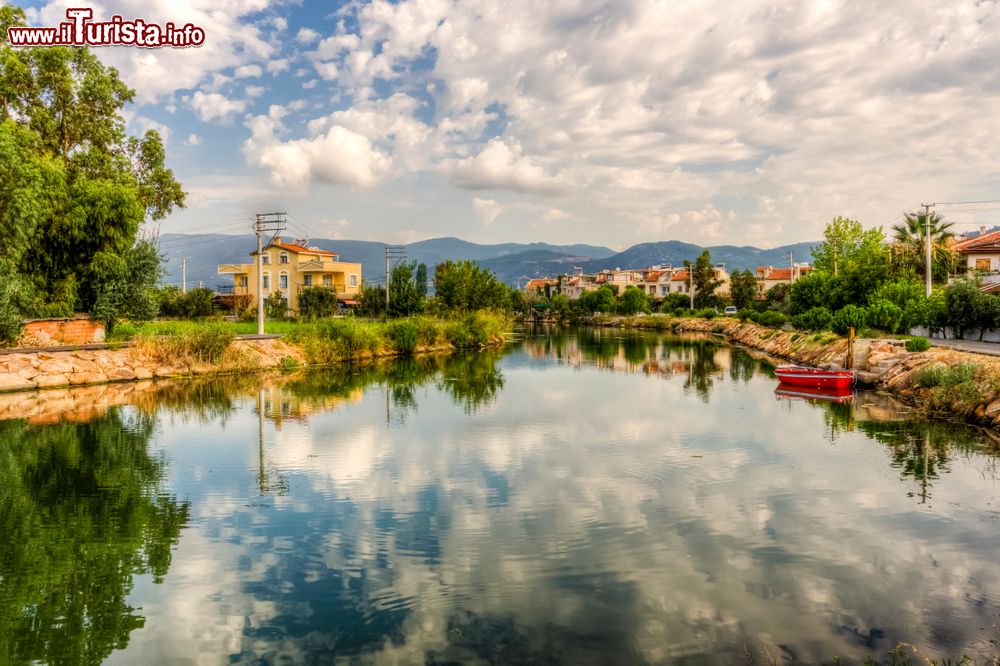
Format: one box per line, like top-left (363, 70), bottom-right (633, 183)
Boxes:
top-left (134, 116), bottom-right (171, 143)
top-left (245, 85), bottom-right (265, 99)
top-left (266, 58), bottom-right (290, 74)
top-left (541, 208), bottom-right (571, 222)
top-left (189, 91), bottom-right (248, 123)
top-left (234, 64), bottom-right (263, 79)
top-left (302, 79), bottom-right (318, 90)
top-left (185, 133), bottom-right (202, 146)
top-left (296, 27), bottom-right (320, 44)
top-left (472, 197), bottom-right (502, 226)
top-left (243, 114), bottom-right (393, 191)
top-left (450, 139), bottom-right (564, 195)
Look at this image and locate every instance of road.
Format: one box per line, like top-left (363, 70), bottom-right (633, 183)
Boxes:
top-left (928, 337), bottom-right (1000, 358)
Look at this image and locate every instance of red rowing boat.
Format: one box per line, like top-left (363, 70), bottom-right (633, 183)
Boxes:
top-left (774, 383), bottom-right (854, 403)
top-left (773, 365), bottom-right (854, 389)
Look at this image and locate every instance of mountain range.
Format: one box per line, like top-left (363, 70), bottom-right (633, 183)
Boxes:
top-left (157, 234), bottom-right (820, 290)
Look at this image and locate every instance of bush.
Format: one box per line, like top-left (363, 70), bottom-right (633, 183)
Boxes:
top-left (867, 299), bottom-right (904, 333)
top-left (446, 311), bottom-right (507, 348)
top-left (737, 309), bottom-right (754, 322)
top-left (138, 324), bottom-right (235, 365)
top-left (751, 311), bottom-right (786, 328)
top-left (905, 337), bottom-right (931, 352)
top-left (298, 286), bottom-right (339, 319)
top-left (179, 287), bottom-right (215, 318)
top-left (831, 305), bottom-right (868, 334)
top-left (915, 362), bottom-right (976, 388)
top-left (792, 306), bottom-right (833, 331)
top-left (387, 320), bottom-right (419, 355)
top-left (264, 292), bottom-right (289, 319)
top-left (693, 307), bottom-right (716, 319)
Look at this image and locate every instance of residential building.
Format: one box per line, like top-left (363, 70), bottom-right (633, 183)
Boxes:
top-left (955, 228), bottom-right (1000, 275)
top-left (218, 237), bottom-right (362, 314)
top-left (754, 264), bottom-right (813, 298)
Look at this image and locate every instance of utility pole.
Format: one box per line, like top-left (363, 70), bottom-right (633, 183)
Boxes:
top-left (789, 251), bottom-right (794, 284)
top-left (384, 246), bottom-right (406, 314)
top-left (689, 263), bottom-right (695, 309)
top-left (922, 203), bottom-right (934, 297)
top-left (181, 257), bottom-right (187, 294)
top-left (255, 212), bottom-right (287, 335)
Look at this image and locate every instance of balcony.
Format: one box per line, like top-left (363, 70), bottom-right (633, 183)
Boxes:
top-left (218, 263), bottom-right (250, 274)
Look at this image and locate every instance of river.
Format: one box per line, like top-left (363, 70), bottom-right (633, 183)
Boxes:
top-left (1, 326), bottom-right (998, 664)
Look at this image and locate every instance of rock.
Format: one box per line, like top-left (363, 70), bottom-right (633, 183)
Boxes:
top-left (109, 367), bottom-right (136, 381)
top-left (856, 371), bottom-right (880, 386)
top-left (35, 374), bottom-right (70, 388)
top-left (986, 398), bottom-right (1000, 417)
top-left (0, 374), bottom-right (37, 392)
top-left (41, 358), bottom-right (76, 375)
top-left (69, 372), bottom-right (107, 385)
top-left (154, 366), bottom-right (177, 377)
top-left (134, 367), bottom-right (153, 380)
top-left (976, 404), bottom-right (987, 419)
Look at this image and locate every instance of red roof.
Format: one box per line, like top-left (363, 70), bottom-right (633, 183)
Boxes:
top-left (524, 279), bottom-right (553, 290)
top-left (253, 238), bottom-right (338, 257)
top-left (645, 270), bottom-right (666, 282)
top-left (755, 266), bottom-right (814, 280)
top-left (955, 230), bottom-right (1000, 253)
top-left (670, 269), bottom-right (689, 282)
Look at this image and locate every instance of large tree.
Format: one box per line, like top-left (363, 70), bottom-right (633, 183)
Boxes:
top-left (687, 250), bottom-right (723, 309)
top-left (811, 216), bottom-right (885, 276)
top-left (890, 211), bottom-right (956, 283)
top-left (729, 269), bottom-right (757, 310)
top-left (433, 260), bottom-right (510, 314)
top-left (0, 4), bottom-right (184, 320)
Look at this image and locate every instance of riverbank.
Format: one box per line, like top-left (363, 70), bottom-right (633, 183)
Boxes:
top-left (0, 313), bottom-right (509, 394)
top-left (586, 315), bottom-right (1000, 431)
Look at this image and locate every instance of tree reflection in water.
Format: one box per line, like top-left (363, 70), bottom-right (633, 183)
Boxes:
top-left (0, 410), bottom-right (189, 664)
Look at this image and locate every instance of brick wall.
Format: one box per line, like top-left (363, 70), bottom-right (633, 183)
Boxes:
top-left (23, 318), bottom-right (106, 345)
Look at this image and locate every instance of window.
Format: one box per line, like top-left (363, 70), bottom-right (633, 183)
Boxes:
top-left (303, 275), bottom-right (312, 286)
top-left (323, 275), bottom-right (332, 287)
top-left (349, 274), bottom-right (358, 288)
top-left (279, 253), bottom-right (289, 264)
top-left (262, 254), bottom-right (270, 265)
top-left (239, 276), bottom-right (248, 288)
top-left (279, 273), bottom-right (289, 289)
top-left (976, 258), bottom-right (991, 271)
top-left (263, 273), bottom-right (270, 290)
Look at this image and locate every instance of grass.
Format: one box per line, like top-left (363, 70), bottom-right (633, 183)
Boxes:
top-left (134, 323), bottom-right (236, 366)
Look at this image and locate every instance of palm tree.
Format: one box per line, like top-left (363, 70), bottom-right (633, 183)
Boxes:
top-left (890, 212), bottom-right (957, 282)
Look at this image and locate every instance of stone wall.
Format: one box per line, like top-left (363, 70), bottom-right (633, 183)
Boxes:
top-left (0, 338), bottom-right (305, 393)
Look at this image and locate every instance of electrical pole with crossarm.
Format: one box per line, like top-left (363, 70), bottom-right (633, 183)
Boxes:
top-left (255, 212), bottom-right (287, 334)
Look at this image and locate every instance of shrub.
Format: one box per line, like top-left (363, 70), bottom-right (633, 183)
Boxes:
top-left (792, 306), bottom-right (833, 331)
top-left (179, 287), bottom-right (215, 318)
top-left (915, 362), bottom-right (976, 388)
top-left (446, 311), bottom-right (507, 348)
top-left (904, 337), bottom-right (931, 352)
top-left (831, 305), bottom-right (868, 334)
top-left (264, 292), bottom-right (289, 319)
top-left (752, 311), bottom-right (786, 328)
top-left (867, 299), bottom-right (904, 333)
top-left (693, 307), bottom-right (716, 319)
top-left (387, 320), bottom-right (419, 355)
top-left (737, 309), bottom-right (754, 322)
top-left (298, 286), bottom-right (339, 319)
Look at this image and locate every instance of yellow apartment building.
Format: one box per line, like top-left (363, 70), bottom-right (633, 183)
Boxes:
top-left (218, 237), bottom-right (362, 313)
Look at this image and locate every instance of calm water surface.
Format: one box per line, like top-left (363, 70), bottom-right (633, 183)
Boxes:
top-left (1, 327), bottom-right (999, 664)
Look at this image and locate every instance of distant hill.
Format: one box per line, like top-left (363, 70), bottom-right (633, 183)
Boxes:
top-left (583, 241), bottom-right (820, 274)
top-left (156, 234), bottom-right (819, 289)
top-left (157, 234), bottom-right (616, 289)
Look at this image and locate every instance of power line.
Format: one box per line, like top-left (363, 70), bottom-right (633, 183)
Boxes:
top-left (934, 199), bottom-right (1000, 206)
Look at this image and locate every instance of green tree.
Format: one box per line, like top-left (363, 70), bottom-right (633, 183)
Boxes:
top-left (577, 285), bottom-right (617, 314)
top-left (686, 251), bottom-right (722, 309)
top-left (0, 5), bottom-right (184, 317)
top-left (433, 260), bottom-right (509, 314)
top-left (890, 212), bottom-right (956, 283)
top-left (389, 260), bottom-right (424, 317)
top-left (178, 287), bottom-right (214, 318)
top-left (659, 292), bottom-right (690, 312)
top-left (356, 283), bottom-right (386, 318)
top-left (618, 286), bottom-right (650, 315)
top-left (415, 263), bottom-right (428, 300)
top-left (548, 293), bottom-right (571, 318)
top-left (729, 269), bottom-right (757, 310)
top-left (788, 271), bottom-right (831, 314)
top-left (90, 238), bottom-right (162, 331)
top-left (811, 216), bottom-right (885, 276)
top-left (944, 279), bottom-right (980, 340)
top-left (298, 286), bottom-right (339, 319)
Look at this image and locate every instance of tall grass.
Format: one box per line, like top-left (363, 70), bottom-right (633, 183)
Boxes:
top-left (136, 324), bottom-right (236, 365)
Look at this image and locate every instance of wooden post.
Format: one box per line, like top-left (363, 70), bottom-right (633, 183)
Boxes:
top-left (846, 327), bottom-right (855, 370)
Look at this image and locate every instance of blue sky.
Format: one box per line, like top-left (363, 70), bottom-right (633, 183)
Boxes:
top-left (15, 0), bottom-right (1000, 249)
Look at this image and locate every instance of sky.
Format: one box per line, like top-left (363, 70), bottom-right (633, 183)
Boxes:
top-left (15, 0), bottom-right (1000, 250)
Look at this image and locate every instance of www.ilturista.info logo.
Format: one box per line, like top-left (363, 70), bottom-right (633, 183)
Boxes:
top-left (5, 8), bottom-right (205, 48)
